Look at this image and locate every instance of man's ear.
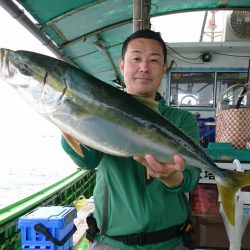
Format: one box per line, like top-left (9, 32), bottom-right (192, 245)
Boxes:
top-left (119, 59), bottom-right (124, 76)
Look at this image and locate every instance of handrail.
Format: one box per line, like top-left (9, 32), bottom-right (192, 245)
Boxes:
top-left (0, 169), bottom-right (91, 225)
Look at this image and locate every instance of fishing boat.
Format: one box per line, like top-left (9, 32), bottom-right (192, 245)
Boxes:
top-left (0, 0), bottom-right (250, 249)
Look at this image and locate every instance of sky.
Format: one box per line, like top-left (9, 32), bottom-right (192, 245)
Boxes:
top-left (0, 6), bottom-right (57, 144)
top-left (151, 11), bottom-right (226, 43)
top-left (0, 5), bottom-right (78, 191)
top-left (0, 5), bottom-right (54, 54)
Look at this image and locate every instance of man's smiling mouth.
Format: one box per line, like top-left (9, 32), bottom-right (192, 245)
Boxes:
top-left (135, 76), bottom-right (151, 81)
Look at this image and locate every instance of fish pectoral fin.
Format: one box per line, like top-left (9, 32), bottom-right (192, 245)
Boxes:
top-left (63, 133), bottom-right (84, 157)
top-left (218, 170), bottom-right (250, 226)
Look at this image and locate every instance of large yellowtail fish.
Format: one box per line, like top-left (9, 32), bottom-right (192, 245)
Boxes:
top-left (1, 48), bottom-right (250, 225)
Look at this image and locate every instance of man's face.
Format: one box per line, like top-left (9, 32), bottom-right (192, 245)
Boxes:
top-left (119, 38), bottom-right (167, 99)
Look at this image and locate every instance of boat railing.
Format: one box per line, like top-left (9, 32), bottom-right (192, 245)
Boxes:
top-left (0, 168), bottom-right (96, 250)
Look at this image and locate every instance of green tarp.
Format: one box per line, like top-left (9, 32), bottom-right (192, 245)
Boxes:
top-left (15, 0), bottom-right (250, 84)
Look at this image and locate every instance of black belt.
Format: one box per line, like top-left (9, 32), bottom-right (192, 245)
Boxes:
top-left (86, 212), bottom-right (194, 247)
top-left (106, 224), bottom-right (181, 246)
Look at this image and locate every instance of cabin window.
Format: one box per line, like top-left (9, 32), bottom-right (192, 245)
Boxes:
top-left (216, 72), bottom-right (248, 108)
top-left (169, 71), bottom-right (248, 108)
top-left (169, 72), bottom-right (214, 107)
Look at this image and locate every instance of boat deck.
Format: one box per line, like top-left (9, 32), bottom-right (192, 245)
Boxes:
top-left (73, 197), bottom-right (94, 249)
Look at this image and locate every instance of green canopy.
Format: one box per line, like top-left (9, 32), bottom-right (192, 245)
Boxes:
top-left (11, 0), bottom-right (250, 85)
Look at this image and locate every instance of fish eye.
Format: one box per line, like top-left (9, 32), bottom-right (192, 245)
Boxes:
top-left (20, 64), bottom-right (28, 73)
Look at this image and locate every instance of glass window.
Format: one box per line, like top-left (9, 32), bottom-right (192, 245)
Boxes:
top-left (170, 72), bottom-right (215, 107)
top-left (216, 72), bottom-right (248, 108)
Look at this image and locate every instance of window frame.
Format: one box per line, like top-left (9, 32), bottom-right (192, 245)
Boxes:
top-left (167, 68), bottom-right (248, 110)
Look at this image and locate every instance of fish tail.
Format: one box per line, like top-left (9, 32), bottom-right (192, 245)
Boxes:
top-left (217, 170), bottom-right (250, 226)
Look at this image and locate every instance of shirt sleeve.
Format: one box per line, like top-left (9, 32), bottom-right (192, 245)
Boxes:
top-left (180, 112), bottom-right (201, 191)
top-left (178, 111), bottom-right (200, 143)
top-left (61, 136), bottom-right (103, 170)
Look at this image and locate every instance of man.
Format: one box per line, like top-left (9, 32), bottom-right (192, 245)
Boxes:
top-left (61, 29), bottom-right (200, 250)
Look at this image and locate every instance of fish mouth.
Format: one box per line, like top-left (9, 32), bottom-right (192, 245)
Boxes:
top-left (0, 49), bottom-right (13, 79)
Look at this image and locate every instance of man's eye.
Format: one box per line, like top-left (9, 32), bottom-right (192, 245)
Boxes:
top-left (151, 59), bottom-right (159, 63)
top-left (132, 57), bottom-right (140, 61)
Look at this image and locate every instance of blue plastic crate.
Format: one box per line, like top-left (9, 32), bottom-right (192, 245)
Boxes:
top-left (18, 206), bottom-right (77, 250)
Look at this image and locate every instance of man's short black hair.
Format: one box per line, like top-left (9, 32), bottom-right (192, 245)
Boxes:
top-left (121, 29), bottom-right (167, 63)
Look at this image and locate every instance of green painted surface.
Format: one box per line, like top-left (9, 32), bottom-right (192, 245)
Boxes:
top-left (206, 142), bottom-right (250, 162)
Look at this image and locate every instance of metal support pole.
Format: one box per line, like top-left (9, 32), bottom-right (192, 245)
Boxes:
top-left (0, 0), bottom-right (66, 60)
top-left (133, 0), bottom-right (151, 32)
top-left (199, 11), bottom-right (208, 42)
top-left (142, 0), bottom-right (151, 30)
top-left (133, 0), bottom-right (142, 32)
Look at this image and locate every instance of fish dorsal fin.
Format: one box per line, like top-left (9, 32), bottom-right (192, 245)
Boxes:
top-left (132, 95), bottom-right (160, 114)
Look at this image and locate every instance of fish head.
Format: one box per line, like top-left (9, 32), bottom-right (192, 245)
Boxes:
top-left (0, 48), bottom-right (45, 91)
top-left (0, 48), bottom-right (67, 114)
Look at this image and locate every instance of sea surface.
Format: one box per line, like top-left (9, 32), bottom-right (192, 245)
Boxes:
top-left (0, 81), bottom-right (78, 209)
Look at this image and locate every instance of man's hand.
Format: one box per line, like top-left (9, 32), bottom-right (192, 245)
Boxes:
top-left (133, 154), bottom-right (185, 188)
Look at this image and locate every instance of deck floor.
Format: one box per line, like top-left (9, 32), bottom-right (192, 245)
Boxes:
top-left (73, 197), bottom-right (94, 249)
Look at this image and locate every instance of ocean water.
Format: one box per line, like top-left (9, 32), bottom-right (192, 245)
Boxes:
top-left (0, 81), bottom-right (78, 209)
